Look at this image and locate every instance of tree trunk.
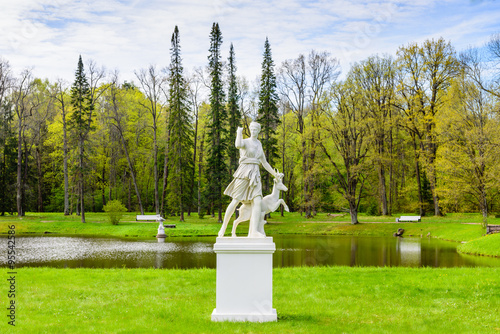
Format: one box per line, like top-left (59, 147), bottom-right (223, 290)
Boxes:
top-left (198, 133), bottom-right (204, 215)
top-left (161, 128), bottom-right (171, 216)
top-left (62, 109), bottom-right (70, 215)
top-left (36, 145), bottom-right (43, 212)
top-left (426, 129), bottom-right (441, 216)
top-left (302, 136), bottom-right (311, 218)
top-left (480, 192), bottom-right (488, 228)
top-left (76, 193), bottom-right (79, 216)
top-left (153, 122), bottom-right (159, 214)
top-left (309, 126), bottom-right (317, 217)
top-left (118, 131), bottom-right (144, 215)
top-left (378, 165), bottom-right (388, 215)
top-left (412, 138), bottom-right (424, 216)
top-left (101, 162), bottom-right (106, 208)
top-left (349, 200), bottom-right (359, 225)
top-left (128, 177), bottom-right (132, 212)
top-left (188, 114), bottom-right (198, 217)
top-left (79, 138), bottom-right (86, 223)
top-left (16, 120), bottom-right (23, 217)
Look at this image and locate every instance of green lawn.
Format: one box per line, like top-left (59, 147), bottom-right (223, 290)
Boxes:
top-left (458, 232), bottom-right (500, 257)
top-left (2, 211), bottom-right (498, 257)
top-left (0, 211), bottom-right (492, 242)
top-left (2, 267), bottom-right (499, 334)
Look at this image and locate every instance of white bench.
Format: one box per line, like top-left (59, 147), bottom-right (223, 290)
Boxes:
top-left (396, 216), bottom-right (421, 222)
top-left (136, 214), bottom-right (176, 228)
top-left (136, 214), bottom-right (164, 222)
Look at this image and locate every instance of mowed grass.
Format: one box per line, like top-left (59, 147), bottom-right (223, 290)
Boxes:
top-left (0, 212), bottom-right (492, 242)
top-left (2, 267), bottom-right (499, 334)
top-left (459, 232), bottom-right (500, 257)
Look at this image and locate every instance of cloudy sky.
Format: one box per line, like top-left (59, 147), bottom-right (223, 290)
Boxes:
top-left (1, 0), bottom-right (499, 84)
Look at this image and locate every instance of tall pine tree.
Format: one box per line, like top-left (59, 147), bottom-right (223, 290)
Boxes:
top-left (227, 43), bottom-right (241, 176)
top-left (0, 60), bottom-right (16, 215)
top-left (69, 55), bottom-right (94, 223)
top-left (205, 22), bottom-right (227, 222)
top-left (0, 98), bottom-right (16, 215)
top-left (166, 26), bottom-right (194, 222)
top-left (257, 37), bottom-right (280, 193)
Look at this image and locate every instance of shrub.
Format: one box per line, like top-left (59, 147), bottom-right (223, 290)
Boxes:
top-left (103, 200), bottom-right (127, 225)
top-left (366, 202), bottom-right (380, 216)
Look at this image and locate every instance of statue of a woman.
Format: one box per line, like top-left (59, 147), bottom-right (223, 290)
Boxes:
top-left (218, 122), bottom-right (279, 238)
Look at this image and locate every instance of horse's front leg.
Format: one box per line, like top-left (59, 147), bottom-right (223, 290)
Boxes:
top-left (280, 199), bottom-right (290, 212)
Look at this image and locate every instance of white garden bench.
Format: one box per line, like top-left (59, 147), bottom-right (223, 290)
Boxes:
top-left (136, 214), bottom-right (176, 228)
top-left (396, 216), bottom-right (421, 222)
top-left (136, 214), bottom-right (164, 222)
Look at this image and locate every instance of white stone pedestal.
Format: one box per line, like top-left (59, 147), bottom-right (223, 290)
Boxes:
top-left (211, 237), bottom-right (277, 322)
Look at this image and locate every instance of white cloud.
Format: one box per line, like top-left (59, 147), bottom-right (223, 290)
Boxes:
top-left (0, 0), bottom-right (499, 84)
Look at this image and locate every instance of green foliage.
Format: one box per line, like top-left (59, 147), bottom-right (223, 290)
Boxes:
top-left (227, 43), bottom-right (241, 176)
top-left (321, 78), bottom-right (371, 224)
top-left (69, 55), bottom-right (95, 222)
top-left (365, 201), bottom-right (380, 216)
top-left (396, 38), bottom-right (460, 216)
top-left (69, 55), bottom-right (94, 141)
top-left (103, 199), bottom-right (127, 225)
top-left (0, 100), bottom-right (16, 214)
top-left (0, 61), bottom-right (16, 215)
top-left (205, 22), bottom-right (228, 222)
top-left (166, 26), bottom-right (194, 221)
top-left (2, 35), bottom-right (500, 223)
top-left (257, 37), bottom-right (280, 192)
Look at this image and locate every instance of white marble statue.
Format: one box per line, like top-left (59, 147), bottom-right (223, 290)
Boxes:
top-left (218, 122), bottom-right (286, 238)
top-left (230, 172), bottom-right (289, 237)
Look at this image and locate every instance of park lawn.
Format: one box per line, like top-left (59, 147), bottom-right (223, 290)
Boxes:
top-left (1, 266), bottom-right (499, 334)
top-left (0, 212), bottom-right (492, 243)
top-left (458, 232), bottom-right (500, 257)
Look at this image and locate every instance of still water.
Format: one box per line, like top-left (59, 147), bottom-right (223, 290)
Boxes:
top-left (3, 235), bottom-right (500, 269)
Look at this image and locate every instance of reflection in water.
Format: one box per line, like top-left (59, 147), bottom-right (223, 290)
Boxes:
top-left (397, 238), bottom-right (421, 266)
top-left (3, 235), bottom-right (500, 269)
top-left (272, 235), bottom-right (500, 268)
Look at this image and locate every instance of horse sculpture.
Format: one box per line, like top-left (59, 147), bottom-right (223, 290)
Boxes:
top-left (231, 171), bottom-right (289, 237)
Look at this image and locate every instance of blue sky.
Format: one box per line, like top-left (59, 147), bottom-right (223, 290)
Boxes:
top-left (1, 0), bottom-right (499, 84)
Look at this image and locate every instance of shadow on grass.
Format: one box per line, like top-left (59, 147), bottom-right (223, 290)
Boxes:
top-left (278, 313), bottom-right (315, 322)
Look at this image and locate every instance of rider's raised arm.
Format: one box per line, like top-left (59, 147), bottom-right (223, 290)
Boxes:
top-left (235, 127), bottom-right (244, 149)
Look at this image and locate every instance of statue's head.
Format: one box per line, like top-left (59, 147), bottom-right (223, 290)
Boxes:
top-left (249, 122), bottom-right (261, 136)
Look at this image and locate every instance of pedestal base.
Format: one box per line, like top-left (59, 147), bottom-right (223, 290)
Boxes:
top-left (211, 308), bottom-right (277, 322)
top-left (156, 233), bottom-right (166, 243)
top-left (211, 237), bottom-right (277, 322)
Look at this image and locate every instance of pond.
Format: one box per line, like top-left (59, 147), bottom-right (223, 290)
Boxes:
top-left (3, 235), bottom-right (500, 269)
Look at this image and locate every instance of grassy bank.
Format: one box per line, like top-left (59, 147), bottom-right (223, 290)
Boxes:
top-left (2, 267), bottom-right (499, 334)
top-left (0, 212), bottom-right (491, 243)
top-left (458, 232), bottom-right (500, 257)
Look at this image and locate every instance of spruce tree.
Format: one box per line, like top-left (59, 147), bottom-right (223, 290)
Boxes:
top-left (205, 22), bottom-right (227, 222)
top-left (69, 55), bottom-right (94, 223)
top-left (0, 100), bottom-right (16, 215)
top-left (257, 37), bottom-right (280, 193)
top-left (166, 26), bottom-right (194, 222)
top-left (227, 43), bottom-right (241, 176)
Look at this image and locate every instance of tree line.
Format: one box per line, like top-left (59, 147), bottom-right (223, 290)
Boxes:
top-left (0, 23), bottom-right (499, 225)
